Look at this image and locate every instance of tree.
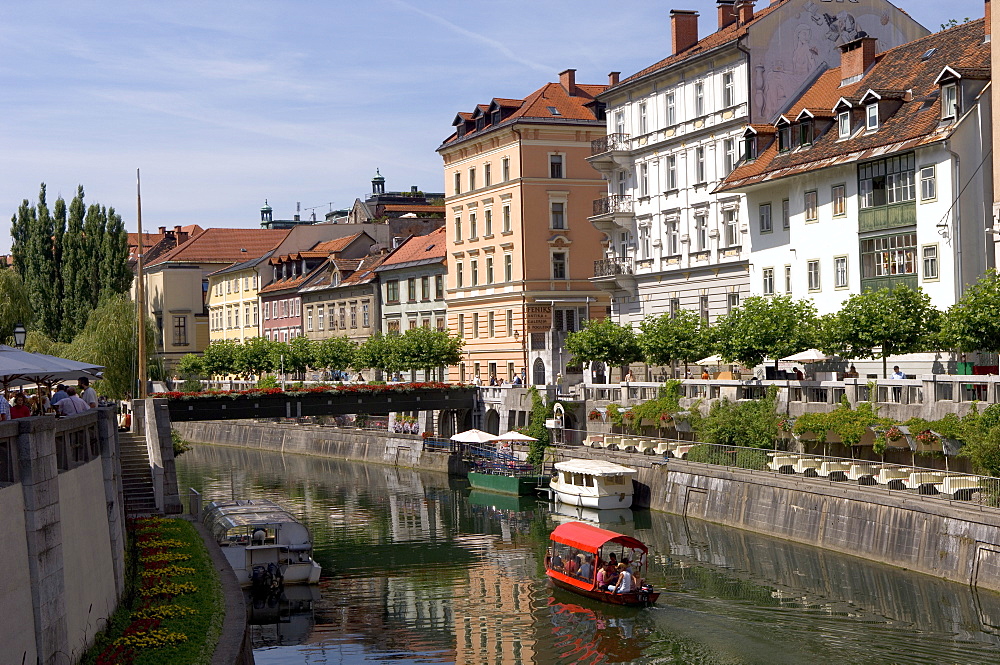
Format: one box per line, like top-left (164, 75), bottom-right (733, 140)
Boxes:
top-left (234, 337), bottom-right (279, 378)
top-left (823, 285), bottom-right (940, 378)
top-left (314, 336), bottom-right (358, 374)
top-left (355, 332), bottom-right (403, 376)
top-left (941, 269), bottom-right (1000, 353)
top-left (638, 309), bottom-right (713, 374)
top-left (0, 269), bottom-right (33, 342)
top-left (714, 295), bottom-right (817, 368)
top-left (396, 327), bottom-right (463, 379)
top-left (282, 336), bottom-right (316, 376)
top-left (101, 206), bottom-right (132, 296)
top-left (28, 184), bottom-right (59, 339)
top-left (565, 318), bottom-right (643, 376)
top-left (62, 186), bottom-right (88, 339)
top-left (200, 339), bottom-right (240, 377)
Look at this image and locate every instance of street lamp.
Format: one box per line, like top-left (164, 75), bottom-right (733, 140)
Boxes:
top-left (12, 323), bottom-right (26, 349)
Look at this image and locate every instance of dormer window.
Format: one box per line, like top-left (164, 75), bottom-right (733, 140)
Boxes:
top-left (798, 120), bottom-right (814, 147)
top-left (777, 124), bottom-right (791, 152)
top-left (744, 135), bottom-right (757, 161)
top-left (941, 83), bottom-right (958, 119)
top-left (457, 125), bottom-right (465, 138)
top-left (865, 103), bottom-right (879, 131)
top-left (491, 109), bottom-right (501, 125)
top-left (475, 116), bottom-right (485, 131)
top-left (838, 111), bottom-right (851, 139)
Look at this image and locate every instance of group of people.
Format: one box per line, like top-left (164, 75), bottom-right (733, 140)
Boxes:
top-left (0, 377), bottom-right (98, 421)
top-left (550, 550), bottom-right (639, 595)
top-left (472, 370), bottom-right (527, 387)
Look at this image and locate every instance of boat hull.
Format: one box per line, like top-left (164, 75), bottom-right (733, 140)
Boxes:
top-left (550, 484), bottom-right (633, 509)
top-left (548, 573), bottom-right (659, 606)
top-left (468, 471), bottom-right (549, 496)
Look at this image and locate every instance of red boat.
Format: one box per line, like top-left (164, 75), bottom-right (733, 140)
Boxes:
top-left (545, 521), bottom-right (660, 606)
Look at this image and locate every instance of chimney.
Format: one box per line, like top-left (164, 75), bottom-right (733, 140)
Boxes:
top-left (174, 225), bottom-right (182, 235)
top-left (559, 68), bottom-right (577, 96)
top-left (177, 230), bottom-right (189, 244)
top-left (158, 226), bottom-right (166, 235)
top-left (718, 0), bottom-right (737, 29)
top-left (736, 0), bottom-right (754, 25)
top-left (839, 36), bottom-right (878, 82)
top-left (608, 71), bottom-right (620, 86)
top-left (670, 10), bottom-right (699, 55)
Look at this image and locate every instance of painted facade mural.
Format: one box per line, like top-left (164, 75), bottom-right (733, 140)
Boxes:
top-left (748, 0), bottom-right (930, 123)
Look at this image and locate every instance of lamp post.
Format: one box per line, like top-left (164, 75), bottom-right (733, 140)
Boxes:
top-left (12, 323), bottom-right (26, 349)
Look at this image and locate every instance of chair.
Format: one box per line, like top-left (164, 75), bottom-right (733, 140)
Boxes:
top-left (636, 439), bottom-right (656, 455)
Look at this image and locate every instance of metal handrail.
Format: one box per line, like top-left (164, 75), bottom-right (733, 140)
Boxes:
top-left (591, 133), bottom-right (630, 155)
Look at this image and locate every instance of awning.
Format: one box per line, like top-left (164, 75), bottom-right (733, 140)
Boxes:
top-left (549, 521), bottom-right (647, 554)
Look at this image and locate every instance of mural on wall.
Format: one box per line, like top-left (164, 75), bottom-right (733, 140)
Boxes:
top-left (748, 0), bottom-right (930, 123)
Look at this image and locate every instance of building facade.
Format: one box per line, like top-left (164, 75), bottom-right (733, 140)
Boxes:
top-left (589, 0), bottom-right (926, 334)
top-left (299, 252), bottom-right (386, 347)
top-left (439, 69), bottom-right (611, 385)
top-left (206, 256), bottom-right (268, 343)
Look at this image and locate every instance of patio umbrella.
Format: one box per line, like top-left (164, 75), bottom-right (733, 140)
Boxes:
top-left (495, 431), bottom-right (538, 442)
top-left (780, 348), bottom-right (830, 363)
top-left (696, 354), bottom-right (725, 366)
top-left (450, 429), bottom-right (499, 444)
top-left (0, 345), bottom-right (104, 388)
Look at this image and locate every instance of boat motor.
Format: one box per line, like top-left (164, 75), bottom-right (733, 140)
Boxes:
top-left (639, 584), bottom-right (654, 604)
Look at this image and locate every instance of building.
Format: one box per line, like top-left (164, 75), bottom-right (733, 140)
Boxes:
top-left (299, 246), bottom-right (387, 347)
top-left (338, 171), bottom-right (445, 224)
top-left (588, 0), bottom-right (926, 341)
top-left (719, 20), bottom-right (993, 313)
top-left (438, 69), bottom-right (611, 385)
top-left (141, 227), bottom-right (289, 370)
top-left (128, 225), bottom-right (203, 268)
top-left (206, 253), bottom-right (271, 343)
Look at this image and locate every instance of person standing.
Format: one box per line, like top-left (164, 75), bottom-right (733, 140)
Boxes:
top-left (891, 365), bottom-right (905, 402)
top-left (78, 377), bottom-right (98, 409)
top-left (51, 384), bottom-right (68, 406)
top-left (56, 387), bottom-right (90, 416)
top-left (891, 366), bottom-right (906, 380)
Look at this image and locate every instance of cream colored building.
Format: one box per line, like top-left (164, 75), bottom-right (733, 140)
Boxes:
top-left (207, 254), bottom-right (270, 343)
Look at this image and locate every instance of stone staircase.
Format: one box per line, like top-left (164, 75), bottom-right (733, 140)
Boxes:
top-left (119, 433), bottom-right (159, 516)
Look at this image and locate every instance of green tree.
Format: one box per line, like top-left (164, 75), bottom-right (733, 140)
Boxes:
top-left (200, 339), bottom-right (240, 377)
top-left (9, 199), bottom-right (33, 285)
top-left (234, 337), bottom-right (279, 378)
top-left (83, 202), bottom-right (107, 309)
top-left (28, 184), bottom-right (60, 339)
top-left (714, 295), bottom-right (817, 368)
top-left (700, 385), bottom-right (782, 449)
top-left (175, 353), bottom-right (205, 392)
top-left (52, 195), bottom-right (66, 333)
top-left (638, 309), bottom-right (713, 373)
top-left (525, 386), bottom-right (552, 466)
top-left (101, 206), bottom-right (132, 296)
top-left (283, 336), bottom-right (316, 375)
top-left (941, 269), bottom-right (1000, 353)
top-left (823, 285), bottom-right (940, 377)
top-left (313, 336), bottom-right (358, 374)
top-left (396, 327), bottom-right (463, 379)
top-left (564, 318), bottom-right (642, 377)
top-left (62, 186), bottom-right (88, 339)
top-left (355, 332), bottom-right (402, 376)
top-left (0, 269), bottom-right (33, 342)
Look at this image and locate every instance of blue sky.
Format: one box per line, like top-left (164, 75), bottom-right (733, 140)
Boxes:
top-left (0, 1), bottom-right (986, 252)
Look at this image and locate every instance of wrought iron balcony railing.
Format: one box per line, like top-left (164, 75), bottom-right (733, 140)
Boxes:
top-left (594, 258), bottom-right (634, 278)
top-left (591, 133), bottom-right (630, 156)
top-left (592, 195), bottom-right (633, 217)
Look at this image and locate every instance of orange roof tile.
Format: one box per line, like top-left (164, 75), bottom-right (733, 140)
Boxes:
top-left (148, 228), bottom-right (289, 266)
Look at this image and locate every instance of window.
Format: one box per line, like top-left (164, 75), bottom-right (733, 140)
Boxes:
top-left (784, 265), bottom-right (792, 294)
top-left (469, 211), bottom-right (477, 239)
top-left (639, 163), bottom-right (649, 197)
top-left (486, 256), bottom-right (494, 284)
top-left (264, 301), bottom-right (270, 319)
top-left (388, 320), bottom-right (400, 334)
top-left (340, 306), bottom-right (346, 328)
top-left (484, 162), bottom-right (492, 186)
top-left (666, 155), bottom-right (677, 190)
top-left (436, 317), bottom-right (446, 331)
top-left (920, 166), bottom-right (936, 201)
top-left (922, 245), bottom-right (939, 279)
top-left (941, 83), bottom-right (958, 119)
top-left (456, 262), bottom-right (464, 288)
top-left (454, 172), bottom-right (461, 195)
top-left (695, 146), bottom-right (706, 183)
top-left (744, 135), bottom-right (757, 161)
top-left (484, 208), bottom-right (493, 235)
top-left (386, 280), bottom-right (399, 303)
top-left (726, 292), bottom-right (740, 313)
top-left (408, 278), bottom-right (417, 302)
top-left (454, 214), bottom-right (462, 242)
top-left (505, 309), bottom-right (514, 336)
top-left (488, 311), bottom-right (495, 337)
top-left (421, 276), bottom-right (430, 300)
top-left (616, 170), bottom-right (627, 196)
top-left (699, 295), bottom-right (710, 322)
top-left (781, 199), bottom-right (790, 229)
top-left (469, 167), bottom-right (476, 191)
top-left (829, 257), bottom-right (846, 289)
top-left (838, 110), bottom-right (851, 139)
top-left (723, 209), bottom-right (739, 247)
top-left (363, 303), bottom-right (370, 327)
top-left (723, 138), bottom-right (737, 175)
top-left (859, 154), bottom-right (915, 208)
top-left (723, 71), bottom-right (735, 107)
top-left (470, 259), bottom-right (478, 286)
top-left (805, 191), bottom-right (818, 222)
top-left (694, 81), bottom-right (704, 116)
top-left (799, 120), bottom-right (813, 146)
top-left (807, 260), bottom-right (821, 291)
top-left (435, 275), bottom-right (444, 299)
top-left (669, 298), bottom-right (679, 318)
top-left (778, 124), bottom-right (791, 152)
top-left (306, 308), bottom-right (314, 332)
top-left (638, 102), bottom-right (648, 134)
top-left (227, 308), bottom-right (232, 329)
top-left (666, 220), bottom-right (680, 255)
top-left (458, 313), bottom-right (465, 338)
top-left (866, 103), bottom-right (879, 130)
top-left (473, 313), bottom-right (480, 338)
top-left (317, 306), bottom-right (324, 330)
top-left (350, 304), bottom-right (357, 328)
top-left (832, 185), bottom-right (846, 216)
top-left (759, 203), bottom-right (772, 233)
top-left (550, 154), bottom-right (564, 179)
top-left (502, 157), bottom-right (510, 181)
top-left (504, 253), bottom-right (513, 282)
top-left (639, 225), bottom-right (651, 259)
top-left (502, 204), bottom-right (511, 233)
top-left (173, 316), bottom-right (188, 346)
top-left (552, 252), bottom-right (567, 279)
top-left (615, 110), bottom-right (625, 136)
top-left (666, 93), bottom-right (676, 125)
top-left (551, 202), bottom-right (565, 229)
top-left (253, 304), bottom-right (259, 326)
top-left (294, 299), bottom-right (300, 317)
top-left (762, 268), bottom-right (775, 295)
top-left (695, 214), bottom-right (708, 250)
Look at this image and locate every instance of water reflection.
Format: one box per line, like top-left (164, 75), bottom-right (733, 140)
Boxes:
top-left (177, 444), bottom-right (1000, 664)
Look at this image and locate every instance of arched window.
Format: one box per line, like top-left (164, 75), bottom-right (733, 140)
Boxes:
top-left (532, 358), bottom-right (546, 386)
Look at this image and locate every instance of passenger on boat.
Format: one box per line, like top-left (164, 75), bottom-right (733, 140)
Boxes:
top-left (611, 563), bottom-right (633, 594)
top-left (550, 552), bottom-right (563, 571)
top-left (579, 556), bottom-right (593, 581)
top-left (564, 554), bottom-right (578, 575)
top-left (602, 562), bottom-right (619, 591)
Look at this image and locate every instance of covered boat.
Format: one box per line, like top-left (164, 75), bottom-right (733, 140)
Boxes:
top-left (545, 521), bottom-right (659, 606)
top-left (203, 499), bottom-right (322, 588)
top-left (549, 459), bottom-right (636, 509)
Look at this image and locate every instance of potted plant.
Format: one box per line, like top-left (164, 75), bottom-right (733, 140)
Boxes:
top-left (588, 409), bottom-right (603, 421)
top-left (885, 425), bottom-right (904, 442)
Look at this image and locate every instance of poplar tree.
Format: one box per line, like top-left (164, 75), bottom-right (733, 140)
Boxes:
top-left (62, 187), bottom-right (89, 339)
top-left (52, 195), bottom-right (66, 328)
top-left (29, 184), bottom-right (59, 339)
top-left (84, 202), bottom-right (106, 306)
top-left (101, 206), bottom-right (132, 296)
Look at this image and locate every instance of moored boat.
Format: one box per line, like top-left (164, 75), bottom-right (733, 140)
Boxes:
top-left (545, 521), bottom-right (659, 606)
top-left (549, 459), bottom-right (637, 509)
top-left (203, 499), bottom-right (322, 588)
top-left (468, 469), bottom-right (550, 496)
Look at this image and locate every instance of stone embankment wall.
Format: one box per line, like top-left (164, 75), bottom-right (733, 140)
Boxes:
top-left (173, 420), bottom-right (468, 475)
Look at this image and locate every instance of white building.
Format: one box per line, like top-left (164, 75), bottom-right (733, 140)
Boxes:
top-left (587, 0), bottom-right (926, 334)
top-left (719, 20), bottom-right (993, 314)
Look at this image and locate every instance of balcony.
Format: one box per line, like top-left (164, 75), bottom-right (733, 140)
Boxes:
top-left (860, 274), bottom-right (918, 293)
top-left (588, 195), bottom-right (634, 234)
top-left (587, 133), bottom-right (631, 173)
top-left (859, 202), bottom-right (916, 232)
top-left (591, 258), bottom-right (637, 293)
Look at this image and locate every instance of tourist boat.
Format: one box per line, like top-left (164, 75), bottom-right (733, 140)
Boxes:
top-left (549, 459), bottom-right (637, 509)
top-left (467, 467), bottom-right (549, 496)
top-left (203, 499), bottom-right (322, 588)
top-left (545, 521), bottom-right (659, 606)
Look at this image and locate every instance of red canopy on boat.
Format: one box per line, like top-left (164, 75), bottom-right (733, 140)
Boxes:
top-left (549, 521), bottom-right (647, 555)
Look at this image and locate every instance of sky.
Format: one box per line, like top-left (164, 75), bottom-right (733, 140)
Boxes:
top-left (0, 1), bottom-right (987, 252)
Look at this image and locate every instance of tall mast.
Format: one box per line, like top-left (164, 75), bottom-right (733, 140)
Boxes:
top-left (136, 169), bottom-right (147, 400)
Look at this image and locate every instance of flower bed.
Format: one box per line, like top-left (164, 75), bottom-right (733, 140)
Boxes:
top-left (82, 517), bottom-right (224, 665)
top-left (151, 381), bottom-right (462, 401)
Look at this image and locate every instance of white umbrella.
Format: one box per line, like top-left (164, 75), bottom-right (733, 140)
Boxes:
top-left (696, 354), bottom-right (725, 366)
top-left (450, 428), bottom-right (498, 444)
top-left (0, 345), bottom-right (104, 387)
top-left (495, 431), bottom-right (537, 442)
top-left (780, 348), bottom-right (830, 363)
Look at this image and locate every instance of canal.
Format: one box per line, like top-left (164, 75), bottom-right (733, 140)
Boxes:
top-left (176, 444), bottom-right (1000, 664)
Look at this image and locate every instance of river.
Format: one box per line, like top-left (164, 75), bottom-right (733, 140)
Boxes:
top-left (176, 444), bottom-right (1000, 664)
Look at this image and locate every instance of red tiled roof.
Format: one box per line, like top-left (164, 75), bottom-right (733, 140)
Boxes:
top-left (148, 228), bottom-right (289, 266)
top-left (379, 227), bottom-right (446, 268)
top-left (718, 20), bottom-right (987, 192)
top-left (340, 254), bottom-right (387, 286)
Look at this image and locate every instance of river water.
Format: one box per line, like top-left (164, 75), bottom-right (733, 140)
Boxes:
top-left (176, 444), bottom-right (1000, 664)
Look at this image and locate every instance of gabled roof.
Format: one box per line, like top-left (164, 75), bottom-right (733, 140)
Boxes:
top-left (376, 227), bottom-right (446, 272)
top-left (148, 228), bottom-right (289, 266)
top-left (718, 19), bottom-right (988, 193)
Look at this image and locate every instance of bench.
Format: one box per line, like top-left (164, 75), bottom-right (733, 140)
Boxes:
top-left (619, 438), bottom-right (640, 453)
top-left (817, 461), bottom-right (851, 481)
top-left (635, 439), bottom-right (657, 455)
top-left (847, 463), bottom-right (877, 485)
top-left (653, 440), bottom-right (673, 456)
top-left (672, 444), bottom-right (695, 459)
top-left (793, 457), bottom-right (823, 476)
top-left (767, 454), bottom-right (799, 474)
top-left (583, 435), bottom-right (603, 448)
top-left (603, 436), bottom-right (621, 450)
top-left (903, 471), bottom-right (946, 494)
top-left (935, 475), bottom-right (982, 500)
top-left (876, 467), bottom-right (912, 489)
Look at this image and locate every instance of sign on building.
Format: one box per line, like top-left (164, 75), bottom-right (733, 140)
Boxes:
top-left (525, 305), bottom-right (552, 333)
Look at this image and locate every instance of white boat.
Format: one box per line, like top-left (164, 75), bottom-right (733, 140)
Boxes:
top-left (203, 499), bottom-right (322, 588)
top-left (549, 459), bottom-right (637, 509)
